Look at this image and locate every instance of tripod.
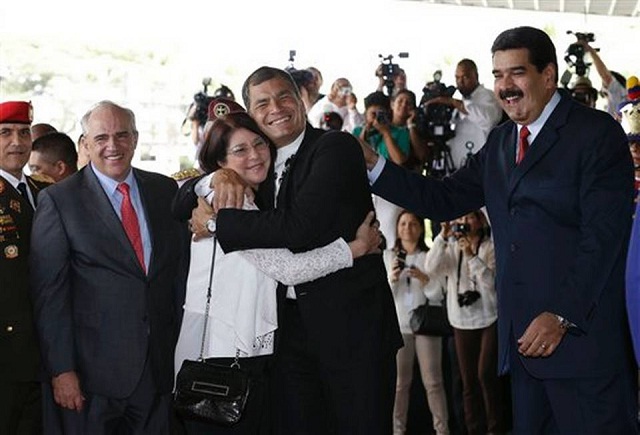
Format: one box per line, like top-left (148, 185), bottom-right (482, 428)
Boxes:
top-left (426, 137), bottom-right (456, 179)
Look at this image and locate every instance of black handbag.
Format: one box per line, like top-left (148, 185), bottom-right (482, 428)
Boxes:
top-left (409, 290), bottom-right (453, 337)
top-left (173, 235), bottom-right (251, 425)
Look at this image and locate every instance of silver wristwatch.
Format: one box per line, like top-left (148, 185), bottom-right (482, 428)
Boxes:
top-left (206, 218), bottom-right (216, 235)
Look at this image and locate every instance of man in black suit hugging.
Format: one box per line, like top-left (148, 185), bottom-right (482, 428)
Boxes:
top-left (175, 67), bottom-right (402, 434)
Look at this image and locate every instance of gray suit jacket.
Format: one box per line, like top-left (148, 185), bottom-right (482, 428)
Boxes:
top-left (30, 166), bottom-right (189, 398)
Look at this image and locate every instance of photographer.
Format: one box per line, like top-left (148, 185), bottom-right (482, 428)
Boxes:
top-left (575, 39), bottom-right (627, 118)
top-left (307, 77), bottom-right (363, 133)
top-left (424, 210), bottom-right (504, 435)
top-left (376, 64), bottom-right (407, 97)
top-left (353, 91), bottom-right (410, 245)
top-left (424, 59), bottom-right (503, 171)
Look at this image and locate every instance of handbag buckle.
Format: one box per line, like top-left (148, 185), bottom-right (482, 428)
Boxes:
top-left (191, 381), bottom-right (230, 397)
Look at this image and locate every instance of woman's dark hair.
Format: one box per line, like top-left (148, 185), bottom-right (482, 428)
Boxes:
top-left (391, 89), bottom-right (417, 107)
top-left (198, 112), bottom-right (275, 174)
top-left (392, 210), bottom-right (429, 253)
top-left (491, 26), bottom-right (558, 83)
top-left (364, 91), bottom-right (391, 112)
top-left (472, 209), bottom-right (492, 241)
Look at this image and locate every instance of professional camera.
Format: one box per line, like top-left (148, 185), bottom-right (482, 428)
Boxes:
top-left (564, 30), bottom-right (595, 77)
top-left (451, 223), bottom-right (470, 235)
top-left (285, 49), bottom-right (297, 71)
top-left (416, 70), bottom-right (457, 142)
top-left (377, 52), bottom-right (409, 96)
top-left (190, 78), bottom-right (215, 126)
top-left (457, 290), bottom-right (481, 307)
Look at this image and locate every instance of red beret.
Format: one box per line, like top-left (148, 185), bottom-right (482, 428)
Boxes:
top-left (0, 101), bottom-right (33, 124)
top-left (207, 98), bottom-right (245, 122)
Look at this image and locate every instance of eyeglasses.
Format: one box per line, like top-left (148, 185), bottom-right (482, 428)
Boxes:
top-left (227, 137), bottom-right (269, 158)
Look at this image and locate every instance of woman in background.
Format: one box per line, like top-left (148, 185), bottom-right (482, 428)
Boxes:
top-left (383, 210), bottom-right (449, 435)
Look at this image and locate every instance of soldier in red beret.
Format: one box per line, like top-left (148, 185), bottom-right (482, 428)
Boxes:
top-left (0, 100), bottom-right (52, 434)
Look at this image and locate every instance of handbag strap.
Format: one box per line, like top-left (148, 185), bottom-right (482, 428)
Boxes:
top-left (197, 234), bottom-right (242, 368)
top-left (198, 235), bottom-right (218, 361)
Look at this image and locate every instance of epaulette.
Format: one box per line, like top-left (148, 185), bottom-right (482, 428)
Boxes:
top-left (171, 167), bottom-right (203, 182)
top-left (29, 173), bottom-right (55, 184)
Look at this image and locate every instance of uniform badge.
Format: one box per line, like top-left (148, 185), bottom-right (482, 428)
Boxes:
top-left (9, 200), bottom-right (21, 213)
top-left (4, 244), bottom-right (18, 259)
top-left (0, 214), bottom-right (14, 225)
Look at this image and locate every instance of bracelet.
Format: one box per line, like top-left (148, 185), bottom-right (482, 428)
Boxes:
top-left (407, 123), bottom-right (417, 129)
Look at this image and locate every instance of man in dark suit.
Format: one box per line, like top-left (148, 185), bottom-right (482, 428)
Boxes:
top-left (174, 67), bottom-right (402, 434)
top-left (360, 27), bottom-right (639, 434)
top-left (30, 101), bottom-right (189, 434)
top-left (0, 101), bottom-right (51, 434)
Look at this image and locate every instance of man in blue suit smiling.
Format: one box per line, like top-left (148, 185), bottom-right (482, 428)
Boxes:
top-left (361, 26), bottom-right (638, 434)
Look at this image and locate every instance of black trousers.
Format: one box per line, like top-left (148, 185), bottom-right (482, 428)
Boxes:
top-left (0, 381), bottom-right (42, 435)
top-left (271, 300), bottom-right (396, 435)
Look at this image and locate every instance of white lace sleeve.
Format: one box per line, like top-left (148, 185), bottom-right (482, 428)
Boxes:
top-left (240, 239), bottom-right (353, 286)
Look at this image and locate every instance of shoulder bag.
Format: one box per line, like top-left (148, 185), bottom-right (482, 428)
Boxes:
top-left (173, 235), bottom-right (251, 425)
top-left (409, 293), bottom-right (453, 337)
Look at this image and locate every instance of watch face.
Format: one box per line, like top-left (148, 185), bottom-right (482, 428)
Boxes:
top-left (206, 219), bottom-right (216, 233)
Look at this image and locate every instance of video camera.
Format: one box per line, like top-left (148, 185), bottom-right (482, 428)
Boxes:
top-left (416, 70), bottom-right (457, 142)
top-left (564, 30), bottom-right (595, 77)
top-left (378, 52), bottom-right (408, 96)
top-left (190, 78), bottom-right (214, 126)
top-left (189, 79), bottom-right (235, 126)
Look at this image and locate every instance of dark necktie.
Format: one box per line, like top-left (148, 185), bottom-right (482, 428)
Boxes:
top-left (517, 126), bottom-right (530, 165)
top-left (117, 182), bottom-right (146, 272)
top-left (17, 182), bottom-right (32, 208)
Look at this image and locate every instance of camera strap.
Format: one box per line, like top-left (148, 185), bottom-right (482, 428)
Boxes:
top-left (455, 240), bottom-right (480, 295)
top-left (456, 251), bottom-right (463, 296)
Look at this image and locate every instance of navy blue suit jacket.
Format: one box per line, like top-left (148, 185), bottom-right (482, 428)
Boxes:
top-left (373, 91), bottom-right (636, 378)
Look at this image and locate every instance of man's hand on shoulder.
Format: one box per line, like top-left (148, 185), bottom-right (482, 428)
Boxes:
top-left (52, 371), bottom-right (85, 412)
top-left (517, 311), bottom-right (568, 358)
top-left (349, 211), bottom-right (383, 258)
top-left (210, 168), bottom-right (253, 212)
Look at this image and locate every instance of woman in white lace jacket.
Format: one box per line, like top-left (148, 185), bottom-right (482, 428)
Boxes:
top-left (174, 103), bottom-right (381, 434)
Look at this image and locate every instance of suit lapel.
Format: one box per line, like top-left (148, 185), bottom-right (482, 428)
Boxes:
top-left (82, 167), bottom-right (144, 276)
top-left (276, 126), bottom-right (318, 207)
top-left (507, 93), bottom-right (570, 195)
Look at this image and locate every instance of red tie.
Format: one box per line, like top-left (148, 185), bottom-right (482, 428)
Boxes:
top-left (117, 183), bottom-right (146, 272)
top-left (517, 126), bottom-right (530, 164)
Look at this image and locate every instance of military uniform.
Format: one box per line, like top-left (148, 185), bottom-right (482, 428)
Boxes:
top-left (0, 174), bottom-right (51, 434)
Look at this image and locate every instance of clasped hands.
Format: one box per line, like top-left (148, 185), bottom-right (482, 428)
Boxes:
top-left (186, 170), bottom-right (383, 256)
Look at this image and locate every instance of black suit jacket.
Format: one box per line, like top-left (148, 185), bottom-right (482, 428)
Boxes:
top-left (214, 126), bottom-right (402, 367)
top-left (372, 91), bottom-right (635, 378)
top-left (29, 166), bottom-right (189, 398)
top-left (0, 175), bottom-right (50, 383)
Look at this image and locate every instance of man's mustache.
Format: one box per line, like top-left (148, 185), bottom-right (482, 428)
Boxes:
top-left (498, 89), bottom-right (524, 100)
